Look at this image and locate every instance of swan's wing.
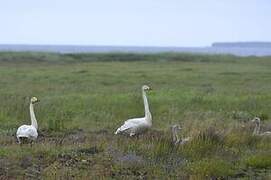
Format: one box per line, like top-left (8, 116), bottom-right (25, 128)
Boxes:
top-left (260, 131), bottom-right (271, 136)
top-left (182, 137), bottom-right (192, 142)
top-left (115, 117), bottom-right (145, 134)
top-left (179, 137), bottom-right (192, 145)
top-left (17, 125), bottom-right (38, 139)
top-left (124, 117), bottom-right (145, 125)
top-left (17, 125), bottom-right (30, 135)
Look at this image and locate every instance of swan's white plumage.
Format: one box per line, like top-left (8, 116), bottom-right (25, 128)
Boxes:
top-left (260, 131), bottom-right (271, 136)
top-left (180, 137), bottom-right (192, 145)
top-left (16, 125), bottom-right (38, 140)
top-left (115, 85), bottom-right (152, 136)
top-left (115, 117), bottom-right (152, 136)
top-left (251, 117), bottom-right (271, 136)
top-left (16, 97), bottom-right (39, 144)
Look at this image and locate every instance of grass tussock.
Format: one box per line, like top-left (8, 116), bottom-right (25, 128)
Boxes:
top-left (245, 153), bottom-right (271, 169)
top-left (186, 158), bottom-right (235, 178)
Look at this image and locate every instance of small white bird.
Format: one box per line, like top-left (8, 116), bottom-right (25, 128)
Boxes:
top-left (171, 124), bottom-right (192, 145)
top-left (115, 85), bottom-right (152, 136)
top-left (251, 117), bottom-right (271, 136)
top-left (16, 97), bottom-right (40, 144)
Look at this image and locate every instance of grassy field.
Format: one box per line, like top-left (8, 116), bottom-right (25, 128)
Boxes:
top-left (0, 52), bottom-right (271, 179)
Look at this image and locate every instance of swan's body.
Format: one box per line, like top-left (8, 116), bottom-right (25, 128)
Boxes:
top-left (115, 85), bottom-right (152, 136)
top-left (16, 97), bottom-right (39, 144)
top-left (171, 125), bottom-right (192, 145)
top-left (115, 117), bottom-right (152, 136)
top-left (252, 117), bottom-right (271, 136)
top-left (17, 125), bottom-right (38, 141)
top-left (180, 137), bottom-right (192, 144)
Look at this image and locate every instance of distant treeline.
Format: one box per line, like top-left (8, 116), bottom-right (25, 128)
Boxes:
top-left (0, 51), bottom-right (269, 63)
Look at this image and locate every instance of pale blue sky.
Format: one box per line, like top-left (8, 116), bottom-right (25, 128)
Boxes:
top-left (1, 0), bottom-right (270, 46)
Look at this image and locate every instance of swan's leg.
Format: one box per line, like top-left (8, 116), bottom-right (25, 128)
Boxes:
top-left (17, 137), bottom-right (21, 144)
top-left (30, 141), bottom-right (34, 147)
top-left (17, 137), bottom-right (20, 144)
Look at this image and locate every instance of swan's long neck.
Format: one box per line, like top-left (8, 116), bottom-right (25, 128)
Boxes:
top-left (253, 122), bottom-right (260, 135)
top-left (142, 90), bottom-right (152, 122)
top-left (30, 103), bottom-right (38, 129)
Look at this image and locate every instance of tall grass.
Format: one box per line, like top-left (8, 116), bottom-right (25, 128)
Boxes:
top-left (0, 52), bottom-right (270, 178)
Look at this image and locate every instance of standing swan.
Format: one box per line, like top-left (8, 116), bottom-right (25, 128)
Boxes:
top-left (171, 125), bottom-right (192, 145)
top-left (251, 117), bottom-right (271, 136)
top-left (16, 97), bottom-right (40, 144)
top-left (115, 85), bottom-right (152, 136)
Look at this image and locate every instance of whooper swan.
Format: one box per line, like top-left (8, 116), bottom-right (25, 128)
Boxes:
top-left (16, 97), bottom-right (40, 144)
top-left (251, 117), bottom-right (271, 136)
top-left (115, 85), bottom-right (152, 136)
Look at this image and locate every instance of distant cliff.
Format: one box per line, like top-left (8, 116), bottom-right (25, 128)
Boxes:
top-left (212, 42), bottom-right (271, 48)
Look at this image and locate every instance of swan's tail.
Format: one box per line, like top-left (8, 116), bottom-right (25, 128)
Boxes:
top-left (115, 128), bottom-right (121, 134)
top-left (115, 123), bottom-right (132, 135)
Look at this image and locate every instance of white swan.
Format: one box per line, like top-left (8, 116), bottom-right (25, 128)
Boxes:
top-left (171, 124), bottom-right (192, 145)
top-left (115, 85), bottom-right (152, 136)
top-left (16, 97), bottom-right (40, 144)
top-left (251, 117), bottom-right (271, 136)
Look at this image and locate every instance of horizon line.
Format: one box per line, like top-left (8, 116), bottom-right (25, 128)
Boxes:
top-left (1, 41), bottom-right (271, 48)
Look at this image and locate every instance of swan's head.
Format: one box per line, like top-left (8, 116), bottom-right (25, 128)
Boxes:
top-left (30, 97), bottom-right (39, 104)
top-left (142, 85), bottom-right (152, 91)
top-left (252, 117), bottom-right (260, 124)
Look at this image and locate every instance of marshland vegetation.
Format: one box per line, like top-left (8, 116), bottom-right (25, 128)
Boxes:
top-left (0, 52), bottom-right (270, 179)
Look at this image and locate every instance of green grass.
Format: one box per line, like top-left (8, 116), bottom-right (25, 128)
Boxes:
top-left (245, 152), bottom-right (271, 169)
top-left (0, 52), bottom-right (271, 179)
